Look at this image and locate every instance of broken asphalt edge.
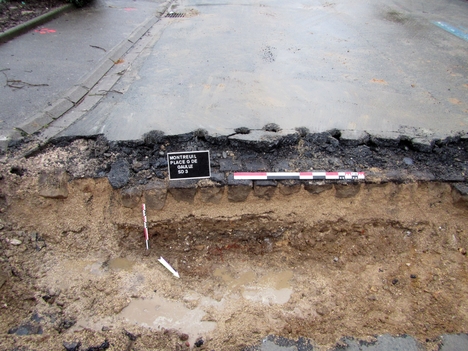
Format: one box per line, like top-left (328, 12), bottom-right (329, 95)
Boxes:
top-left (0, 4), bottom-right (75, 44)
top-left (0, 1), bottom-right (172, 153)
top-left (41, 128), bottom-right (468, 187)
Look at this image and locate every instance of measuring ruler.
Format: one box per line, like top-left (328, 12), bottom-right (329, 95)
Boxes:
top-left (233, 171), bottom-right (365, 180)
top-left (142, 204), bottom-right (149, 250)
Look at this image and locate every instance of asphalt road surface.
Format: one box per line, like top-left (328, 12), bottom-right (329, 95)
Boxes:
top-left (0, 0), bottom-right (167, 143)
top-left (60, 0), bottom-right (468, 141)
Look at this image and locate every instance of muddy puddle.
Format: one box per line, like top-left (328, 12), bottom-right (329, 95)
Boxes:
top-left (107, 257), bottom-right (135, 271)
top-left (119, 295), bottom-right (217, 346)
top-left (1, 174), bottom-right (468, 350)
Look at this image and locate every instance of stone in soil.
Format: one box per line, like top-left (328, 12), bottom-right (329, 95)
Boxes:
top-left (63, 341), bottom-right (82, 351)
top-left (108, 159), bottom-right (131, 189)
top-left (8, 322), bottom-right (43, 336)
top-left (38, 169), bottom-right (69, 199)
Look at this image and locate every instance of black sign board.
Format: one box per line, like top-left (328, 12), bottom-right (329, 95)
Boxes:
top-left (167, 151), bottom-right (211, 180)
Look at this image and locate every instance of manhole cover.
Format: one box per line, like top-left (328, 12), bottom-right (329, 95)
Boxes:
top-left (166, 12), bottom-right (185, 18)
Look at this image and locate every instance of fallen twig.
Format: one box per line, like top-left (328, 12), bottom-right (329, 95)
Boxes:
top-left (90, 45), bottom-right (107, 52)
top-left (1, 71), bottom-right (48, 89)
top-left (6, 79), bottom-right (49, 89)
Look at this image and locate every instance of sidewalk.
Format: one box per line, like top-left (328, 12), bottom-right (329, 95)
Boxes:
top-left (0, 0), bottom-right (170, 150)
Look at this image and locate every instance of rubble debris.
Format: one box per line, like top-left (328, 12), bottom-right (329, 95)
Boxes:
top-left (108, 159), bottom-right (130, 189)
top-left (63, 341), bottom-right (81, 351)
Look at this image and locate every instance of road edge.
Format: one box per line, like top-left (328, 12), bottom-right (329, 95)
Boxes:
top-left (1, 1), bottom-right (172, 152)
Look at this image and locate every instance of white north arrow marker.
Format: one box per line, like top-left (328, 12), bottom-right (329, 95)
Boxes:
top-left (158, 257), bottom-right (180, 278)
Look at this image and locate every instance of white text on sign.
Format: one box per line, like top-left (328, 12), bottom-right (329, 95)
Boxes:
top-left (169, 155), bottom-right (199, 174)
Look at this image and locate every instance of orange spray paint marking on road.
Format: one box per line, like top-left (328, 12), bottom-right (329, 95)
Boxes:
top-left (34, 28), bottom-right (56, 34)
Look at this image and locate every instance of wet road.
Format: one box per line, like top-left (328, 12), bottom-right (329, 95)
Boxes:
top-left (0, 0), bottom-right (167, 141)
top-left (61, 0), bottom-right (468, 141)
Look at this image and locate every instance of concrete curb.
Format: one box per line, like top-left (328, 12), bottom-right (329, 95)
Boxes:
top-left (0, 4), bottom-right (75, 44)
top-left (7, 2), bottom-right (172, 152)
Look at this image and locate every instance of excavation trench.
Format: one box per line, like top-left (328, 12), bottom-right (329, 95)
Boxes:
top-left (1, 174), bottom-right (468, 350)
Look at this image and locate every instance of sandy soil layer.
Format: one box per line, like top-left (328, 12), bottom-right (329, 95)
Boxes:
top-left (0, 149), bottom-right (467, 351)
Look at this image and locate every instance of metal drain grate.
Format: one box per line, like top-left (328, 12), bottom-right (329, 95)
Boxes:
top-left (166, 12), bottom-right (185, 18)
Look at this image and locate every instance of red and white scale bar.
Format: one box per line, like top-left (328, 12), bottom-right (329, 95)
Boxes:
top-left (234, 171), bottom-right (365, 180)
top-left (142, 204), bottom-right (149, 250)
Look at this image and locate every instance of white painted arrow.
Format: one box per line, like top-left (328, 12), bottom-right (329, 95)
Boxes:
top-left (158, 257), bottom-right (180, 278)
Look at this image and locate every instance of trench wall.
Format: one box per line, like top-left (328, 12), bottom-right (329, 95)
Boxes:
top-left (4, 169), bottom-right (468, 244)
